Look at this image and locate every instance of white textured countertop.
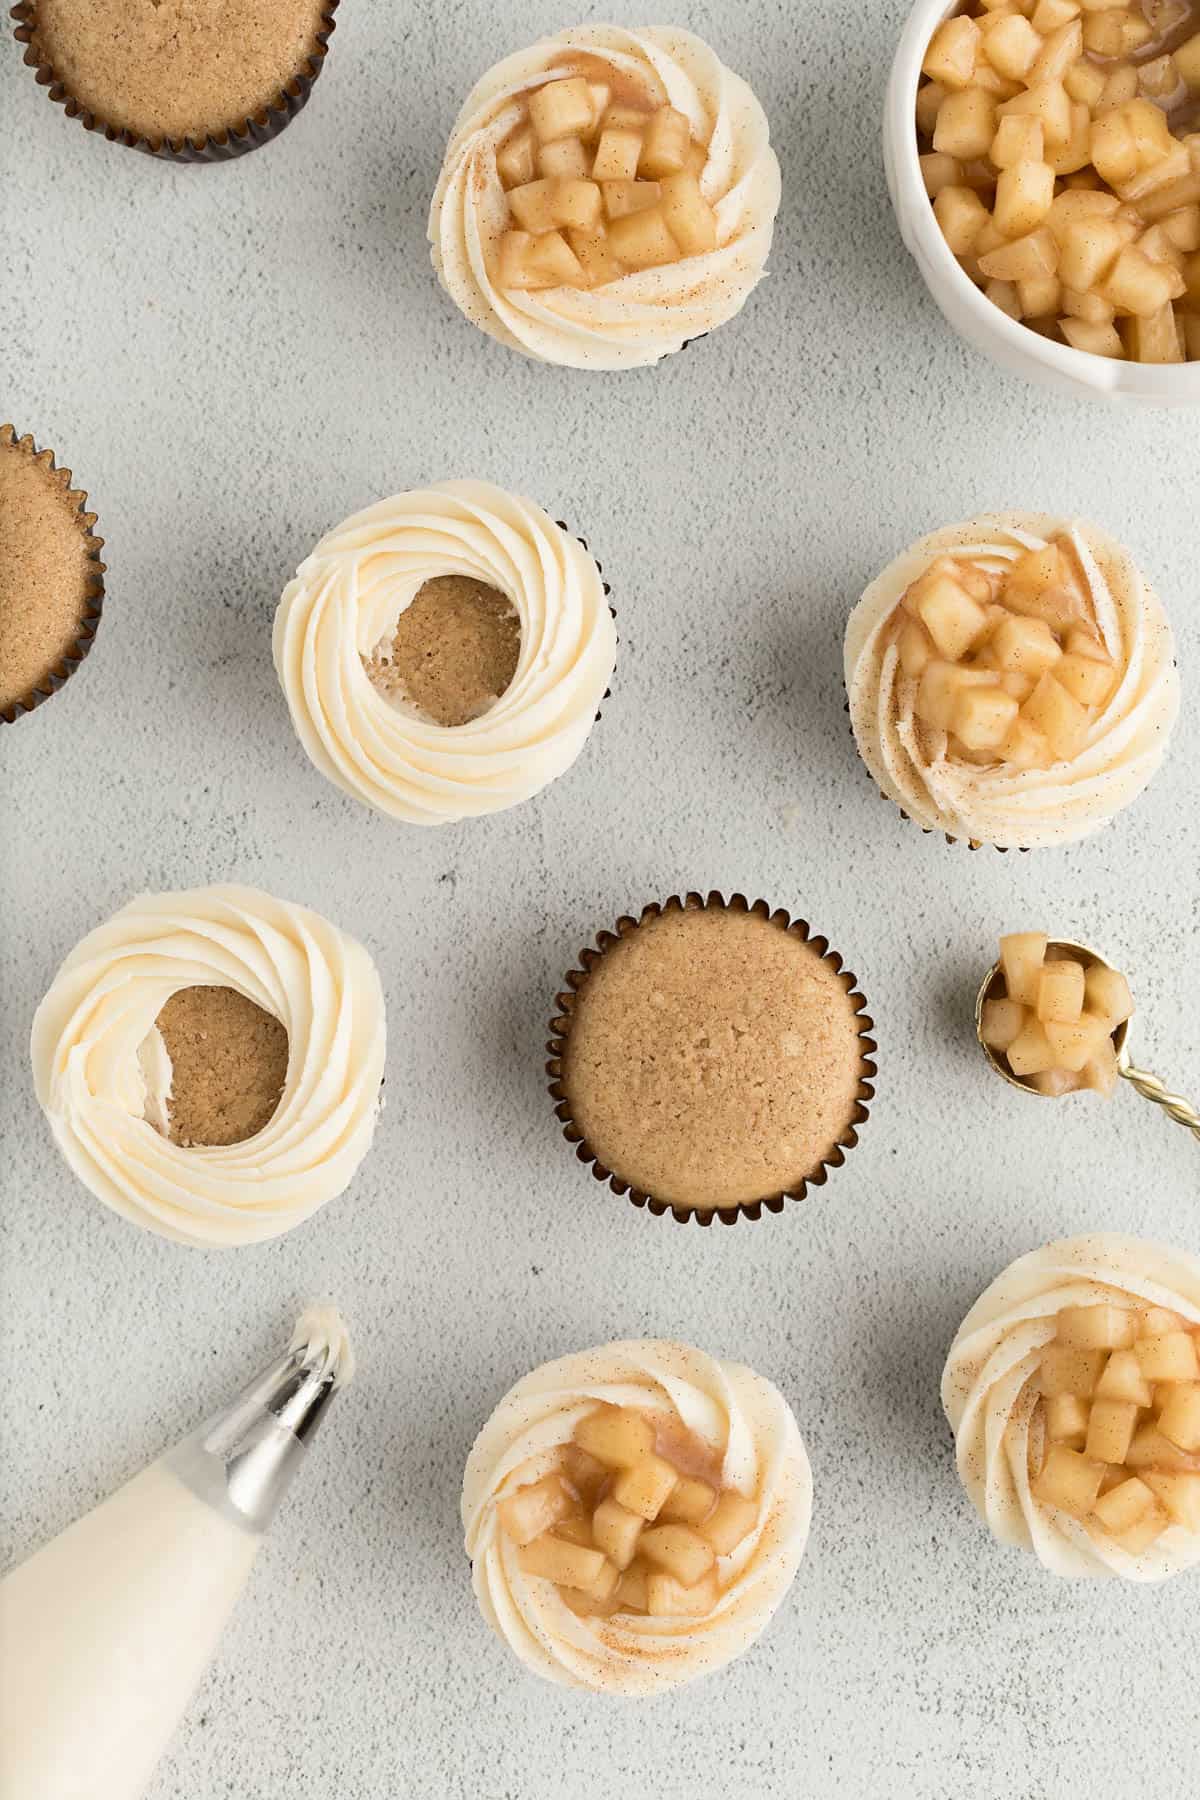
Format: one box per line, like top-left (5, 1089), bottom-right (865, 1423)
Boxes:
top-left (1, 4), bottom-right (1197, 1797)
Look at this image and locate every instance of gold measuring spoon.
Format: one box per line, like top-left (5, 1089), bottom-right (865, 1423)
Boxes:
top-left (975, 938), bottom-right (1199, 1141)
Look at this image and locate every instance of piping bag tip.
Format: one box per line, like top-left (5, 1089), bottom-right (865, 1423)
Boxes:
top-left (290, 1303), bottom-right (356, 1390)
top-left (170, 1303), bottom-right (355, 1535)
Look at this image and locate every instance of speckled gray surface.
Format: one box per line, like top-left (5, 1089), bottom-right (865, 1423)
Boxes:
top-left (2, 3), bottom-right (1198, 1796)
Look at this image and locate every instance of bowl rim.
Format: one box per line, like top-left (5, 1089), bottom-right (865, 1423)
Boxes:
top-left (887, 0), bottom-right (1200, 404)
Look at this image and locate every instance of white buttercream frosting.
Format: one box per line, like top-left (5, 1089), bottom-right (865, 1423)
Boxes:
top-left (844, 514), bottom-right (1179, 849)
top-left (273, 480), bottom-right (617, 824)
top-left (462, 1339), bottom-right (812, 1694)
top-left (30, 886), bottom-right (386, 1249)
top-left (943, 1235), bottom-right (1200, 1582)
top-left (291, 1304), bottom-right (356, 1388)
top-left (428, 26), bottom-right (781, 369)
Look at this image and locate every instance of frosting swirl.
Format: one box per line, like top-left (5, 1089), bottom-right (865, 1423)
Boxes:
top-left (273, 480), bottom-right (616, 824)
top-left (30, 885), bottom-right (386, 1248)
top-left (844, 514), bottom-right (1179, 849)
top-left (462, 1339), bottom-right (812, 1694)
top-left (943, 1235), bottom-right (1200, 1582)
top-left (428, 26), bottom-right (781, 369)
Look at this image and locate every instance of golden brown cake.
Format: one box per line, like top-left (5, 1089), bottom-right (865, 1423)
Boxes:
top-left (154, 986), bottom-right (290, 1148)
top-left (551, 895), bottom-right (875, 1220)
top-left (362, 574), bottom-right (522, 730)
top-left (13, 0), bottom-right (337, 154)
top-left (0, 425), bottom-right (104, 723)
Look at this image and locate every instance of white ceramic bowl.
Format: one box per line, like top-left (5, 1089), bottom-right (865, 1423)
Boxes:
top-left (884, 0), bottom-right (1200, 407)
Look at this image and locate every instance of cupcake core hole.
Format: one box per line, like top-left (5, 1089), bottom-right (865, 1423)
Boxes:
top-left (363, 575), bottom-right (521, 728)
top-left (150, 986), bottom-right (289, 1148)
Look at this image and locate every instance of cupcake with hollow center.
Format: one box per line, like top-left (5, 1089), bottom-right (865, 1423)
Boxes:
top-left (429, 24), bottom-right (781, 369)
top-left (274, 480), bottom-right (617, 825)
top-left (31, 885), bottom-right (386, 1247)
top-left (0, 425), bottom-right (105, 723)
top-left (12, 0), bottom-right (337, 158)
top-left (943, 1234), bottom-right (1200, 1582)
top-left (549, 893), bottom-right (875, 1223)
top-left (845, 513), bottom-right (1179, 850)
top-left (463, 1339), bottom-right (813, 1694)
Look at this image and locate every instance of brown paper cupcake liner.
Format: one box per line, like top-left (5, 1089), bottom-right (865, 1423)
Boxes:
top-left (10, 1), bottom-right (338, 163)
top-left (546, 890), bottom-right (877, 1228)
top-left (556, 520), bottom-right (616, 723)
top-left (842, 694), bottom-right (1029, 854)
top-left (1, 425), bottom-right (105, 724)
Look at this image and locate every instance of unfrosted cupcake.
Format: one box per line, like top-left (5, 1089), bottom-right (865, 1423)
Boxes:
top-left (273, 480), bottom-right (617, 825)
top-left (429, 25), bottom-right (781, 369)
top-left (549, 893), bottom-right (876, 1224)
top-left (463, 1339), bottom-right (812, 1694)
top-left (844, 514), bottom-right (1179, 849)
top-left (12, 0), bottom-right (337, 160)
top-left (0, 424), bottom-right (105, 723)
top-left (31, 885), bottom-right (386, 1247)
top-left (943, 1235), bottom-right (1200, 1582)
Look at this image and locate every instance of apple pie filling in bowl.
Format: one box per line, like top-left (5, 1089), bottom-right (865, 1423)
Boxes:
top-left (887, 0), bottom-right (1200, 401)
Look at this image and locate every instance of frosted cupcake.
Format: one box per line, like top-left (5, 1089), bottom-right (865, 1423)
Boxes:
top-left (274, 480), bottom-right (616, 825)
top-left (844, 514), bottom-right (1179, 849)
top-left (943, 1235), bottom-right (1200, 1582)
top-left (429, 25), bottom-right (781, 369)
top-left (463, 1339), bottom-right (812, 1694)
top-left (31, 885), bottom-right (386, 1247)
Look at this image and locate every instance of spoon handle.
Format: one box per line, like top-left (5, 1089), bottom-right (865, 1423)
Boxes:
top-left (1118, 1058), bottom-right (1200, 1142)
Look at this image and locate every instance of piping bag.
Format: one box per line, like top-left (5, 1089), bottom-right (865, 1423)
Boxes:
top-left (0, 1304), bottom-right (353, 1800)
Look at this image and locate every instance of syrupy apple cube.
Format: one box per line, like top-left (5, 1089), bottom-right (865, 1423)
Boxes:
top-left (497, 1473), bottom-right (573, 1546)
top-left (1033, 1443), bottom-right (1106, 1517)
top-left (574, 1405), bottom-right (656, 1468)
top-left (1039, 1343), bottom-right (1107, 1399)
top-left (1057, 1304), bottom-right (1136, 1351)
top-left (638, 1523), bottom-right (716, 1587)
top-left (612, 1453), bottom-right (679, 1520)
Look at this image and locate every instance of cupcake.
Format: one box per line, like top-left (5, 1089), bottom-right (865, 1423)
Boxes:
top-left (273, 480), bottom-right (617, 825)
top-left (845, 513), bottom-right (1179, 850)
top-left (548, 893), bottom-right (876, 1224)
top-left (429, 25), bottom-right (781, 369)
top-left (0, 424), bottom-right (104, 724)
top-left (30, 884), bottom-right (386, 1247)
top-left (943, 1235), bottom-right (1200, 1582)
top-left (463, 1339), bottom-right (812, 1694)
top-left (11, 0), bottom-right (337, 160)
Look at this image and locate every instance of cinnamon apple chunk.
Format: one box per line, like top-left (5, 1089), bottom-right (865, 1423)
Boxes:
top-left (497, 1473), bottom-right (573, 1546)
top-left (646, 1567), bottom-right (720, 1618)
top-left (1157, 1383), bottom-right (1200, 1454)
top-left (1033, 1443), bottom-right (1106, 1517)
top-left (639, 1523), bottom-right (716, 1586)
top-left (517, 1531), bottom-right (609, 1589)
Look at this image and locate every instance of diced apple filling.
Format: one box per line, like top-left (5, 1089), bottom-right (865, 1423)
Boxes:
top-left (1030, 1298), bottom-right (1200, 1552)
top-left (917, 2), bottom-right (1200, 362)
top-left (492, 80), bottom-right (717, 291)
top-left (496, 1401), bottom-right (760, 1619)
top-left (891, 536), bottom-right (1118, 772)
top-left (982, 929), bottom-right (1131, 1098)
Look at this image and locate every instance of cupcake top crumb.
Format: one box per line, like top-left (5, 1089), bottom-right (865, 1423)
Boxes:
top-left (561, 902), bottom-right (866, 1212)
top-left (154, 985), bottom-right (289, 1148)
top-left (0, 425), bottom-right (103, 721)
top-left (25, 0), bottom-right (332, 146)
top-left (363, 575), bottom-right (521, 728)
